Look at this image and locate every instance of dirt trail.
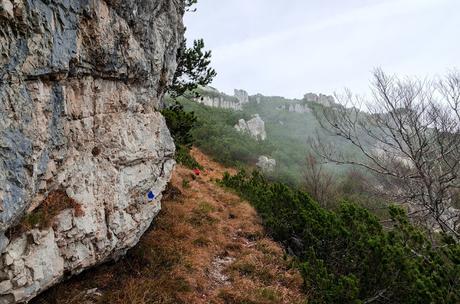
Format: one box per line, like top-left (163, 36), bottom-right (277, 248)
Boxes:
top-left (33, 148), bottom-right (307, 304)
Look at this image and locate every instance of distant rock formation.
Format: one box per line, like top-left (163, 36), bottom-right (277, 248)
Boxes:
top-left (256, 156), bottom-right (276, 172)
top-left (234, 114), bottom-right (267, 141)
top-left (234, 89), bottom-right (249, 104)
top-left (303, 93), bottom-right (335, 106)
top-left (288, 103), bottom-right (311, 113)
top-left (253, 94), bottom-right (263, 104)
top-left (276, 103), bottom-right (311, 114)
top-left (195, 88), bottom-right (334, 113)
top-left (197, 95), bottom-right (242, 110)
top-left (195, 88), bottom-right (249, 111)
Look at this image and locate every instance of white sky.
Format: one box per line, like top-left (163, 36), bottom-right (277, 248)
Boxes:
top-left (184, 0), bottom-right (460, 99)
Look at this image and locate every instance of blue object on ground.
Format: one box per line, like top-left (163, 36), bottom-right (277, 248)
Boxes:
top-left (147, 191), bottom-right (155, 201)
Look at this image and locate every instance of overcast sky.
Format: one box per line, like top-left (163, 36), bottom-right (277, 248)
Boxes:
top-left (184, 0), bottom-right (460, 99)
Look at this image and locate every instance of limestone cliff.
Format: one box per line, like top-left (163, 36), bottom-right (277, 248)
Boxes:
top-left (195, 87), bottom-right (249, 111)
top-left (0, 0), bottom-right (184, 302)
top-left (303, 92), bottom-right (335, 106)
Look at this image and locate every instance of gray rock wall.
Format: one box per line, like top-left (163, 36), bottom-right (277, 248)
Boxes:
top-left (303, 92), bottom-right (335, 106)
top-left (234, 89), bottom-right (249, 104)
top-left (197, 95), bottom-right (242, 110)
top-left (256, 156), bottom-right (276, 173)
top-left (234, 114), bottom-right (267, 141)
top-left (0, 0), bottom-right (184, 302)
top-left (195, 88), bottom-right (249, 111)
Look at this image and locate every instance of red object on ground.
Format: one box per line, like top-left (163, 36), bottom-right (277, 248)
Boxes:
top-left (193, 168), bottom-right (201, 176)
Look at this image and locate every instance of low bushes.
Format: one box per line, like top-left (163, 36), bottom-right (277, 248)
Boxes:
top-left (220, 170), bottom-right (460, 304)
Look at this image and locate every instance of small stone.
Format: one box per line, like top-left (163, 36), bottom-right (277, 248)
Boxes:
top-left (0, 294), bottom-right (14, 304)
top-left (4, 255), bottom-right (13, 266)
top-left (0, 281), bottom-right (12, 294)
top-left (0, 233), bottom-right (9, 253)
top-left (0, 0), bottom-right (13, 19)
top-left (12, 274), bottom-right (27, 287)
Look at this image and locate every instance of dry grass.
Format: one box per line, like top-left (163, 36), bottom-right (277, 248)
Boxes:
top-left (6, 190), bottom-right (84, 239)
top-left (32, 148), bottom-right (307, 304)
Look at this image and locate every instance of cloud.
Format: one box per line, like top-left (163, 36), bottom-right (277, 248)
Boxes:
top-left (186, 0), bottom-right (460, 98)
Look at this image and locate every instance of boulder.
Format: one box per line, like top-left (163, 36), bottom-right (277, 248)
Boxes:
top-left (257, 156), bottom-right (276, 173)
top-left (235, 114), bottom-right (267, 141)
top-left (0, 0), bottom-right (184, 302)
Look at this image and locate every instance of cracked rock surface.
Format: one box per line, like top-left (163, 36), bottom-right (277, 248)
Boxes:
top-left (0, 0), bottom-right (184, 302)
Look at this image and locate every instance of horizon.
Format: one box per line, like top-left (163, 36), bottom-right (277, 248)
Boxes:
top-left (185, 0), bottom-right (460, 99)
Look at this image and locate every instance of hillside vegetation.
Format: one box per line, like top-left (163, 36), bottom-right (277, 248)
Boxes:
top-left (221, 170), bottom-right (460, 303)
top-left (170, 91), bottom-right (358, 187)
top-left (162, 93), bottom-right (460, 303)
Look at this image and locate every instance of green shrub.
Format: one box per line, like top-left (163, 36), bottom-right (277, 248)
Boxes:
top-left (175, 145), bottom-right (203, 170)
top-left (161, 102), bottom-right (197, 148)
top-left (162, 102), bottom-right (203, 169)
top-left (182, 178), bottom-right (190, 189)
top-left (220, 170), bottom-right (460, 304)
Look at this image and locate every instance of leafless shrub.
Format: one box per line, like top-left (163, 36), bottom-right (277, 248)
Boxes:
top-left (304, 153), bottom-right (337, 208)
top-left (311, 68), bottom-right (460, 239)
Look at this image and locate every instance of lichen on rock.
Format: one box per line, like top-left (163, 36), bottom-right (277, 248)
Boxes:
top-left (0, 0), bottom-right (185, 302)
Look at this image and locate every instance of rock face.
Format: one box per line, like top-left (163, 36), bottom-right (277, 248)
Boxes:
top-left (234, 89), bottom-right (249, 104)
top-left (234, 114), bottom-right (267, 141)
top-left (0, 0), bottom-right (184, 302)
top-left (303, 93), bottom-right (335, 106)
top-left (288, 103), bottom-right (311, 113)
top-left (197, 95), bottom-right (242, 110)
top-left (195, 87), bottom-right (249, 111)
top-left (256, 156), bottom-right (276, 173)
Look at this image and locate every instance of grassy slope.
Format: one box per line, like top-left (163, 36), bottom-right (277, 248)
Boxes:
top-left (32, 149), bottom-right (307, 304)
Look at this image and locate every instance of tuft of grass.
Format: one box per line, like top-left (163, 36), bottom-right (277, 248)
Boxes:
top-left (6, 190), bottom-right (84, 238)
top-left (197, 201), bottom-right (215, 213)
top-left (188, 201), bottom-right (219, 227)
top-left (182, 179), bottom-right (190, 189)
top-left (176, 145), bottom-right (203, 170)
top-left (257, 288), bottom-right (282, 302)
top-left (192, 236), bottom-right (211, 247)
top-left (218, 287), bottom-right (286, 304)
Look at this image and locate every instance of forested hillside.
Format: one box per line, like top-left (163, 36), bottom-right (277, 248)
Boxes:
top-left (170, 89), bottom-right (356, 187)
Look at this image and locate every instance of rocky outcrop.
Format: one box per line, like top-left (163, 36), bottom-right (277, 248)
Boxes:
top-left (0, 0), bottom-right (184, 302)
top-left (234, 114), bottom-right (267, 141)
top-left (195, 87), bottom-right (249, 111)
top-left (303, 93), bottom-right (335, 106)
top-left (197, 95), bottom-right (242, 110)
top-left (256, 156), bottom-right (276, 173)
top-left (276, 103), bottom-right (311, 114)
top-left (234, 89), bottom-right (249, 104)
top-left (288, 103), bottom-right (311, 113)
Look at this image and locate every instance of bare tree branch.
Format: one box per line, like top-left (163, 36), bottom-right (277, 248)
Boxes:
top-left (311, 69), bottom-right (460, 239)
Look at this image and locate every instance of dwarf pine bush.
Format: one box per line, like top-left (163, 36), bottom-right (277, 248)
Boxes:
top-left (220, 170), bottom-right (460, 303)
